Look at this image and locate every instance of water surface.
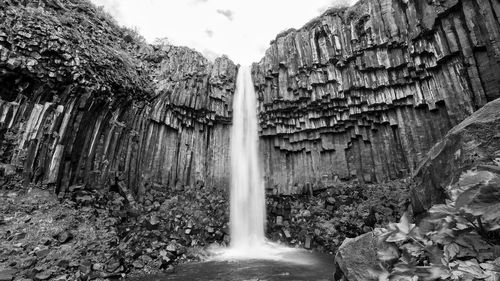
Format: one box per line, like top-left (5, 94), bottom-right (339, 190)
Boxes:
top-left (131, 251), bottom-right (334, 281)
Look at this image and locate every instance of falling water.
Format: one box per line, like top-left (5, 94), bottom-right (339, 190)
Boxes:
top-left (213, 65), bottom-right (303, 261)
top-left (229, 65), bottom-right (266, 253)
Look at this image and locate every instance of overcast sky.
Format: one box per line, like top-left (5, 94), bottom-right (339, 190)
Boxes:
top-left (90, 0), bottom-right (357, 64)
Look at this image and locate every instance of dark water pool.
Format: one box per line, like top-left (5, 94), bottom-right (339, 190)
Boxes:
top-left (130, 251), bottom-right (334, 281)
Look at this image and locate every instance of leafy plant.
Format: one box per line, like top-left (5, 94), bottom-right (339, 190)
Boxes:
top-left (372, 170), bottom-right (500, 280)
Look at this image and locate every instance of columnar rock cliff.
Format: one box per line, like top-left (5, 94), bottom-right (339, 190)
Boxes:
top-left (252, 0), bottom-right (500, 193)
top-left (0, 0), bottom-right (237, 195)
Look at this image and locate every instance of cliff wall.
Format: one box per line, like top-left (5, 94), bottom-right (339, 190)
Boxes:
top-left (252, 0), bottom-right (500, 193)
top-left (0, 0), bottom-right (237, 195)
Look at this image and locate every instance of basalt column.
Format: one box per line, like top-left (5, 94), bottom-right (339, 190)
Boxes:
top-left (0, 0), bottom-right (237, 194)
top-left (252, 0), bottom-right (500, 194)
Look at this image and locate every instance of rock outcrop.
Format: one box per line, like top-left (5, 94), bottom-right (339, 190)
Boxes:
top-left (0, 0), bottom-right (237, 195)
top-left (411, 97), bottom-right (500, 215)
top-left (333, 229), bottom-right (395, 281)
top-left (252, 0), bottom-right (500, 193)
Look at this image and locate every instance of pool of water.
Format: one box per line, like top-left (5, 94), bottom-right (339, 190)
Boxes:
top-left (129, 250), bottom-right (334, 281)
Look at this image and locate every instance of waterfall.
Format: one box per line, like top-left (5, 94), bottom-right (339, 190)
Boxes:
top-left (229, 65), bottom-right (266, 251)
top-left (213, 65), bottom-right (298, 261)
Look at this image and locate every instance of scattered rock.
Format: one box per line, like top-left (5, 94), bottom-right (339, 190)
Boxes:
top-left (34, 271), bottom-right (52, 281)
top-left (132, 260), bottom-right (144, 269)
top-left (56, 231), bottom-right (73, 244)
top-left (105, 259), bottom-right (121, 273)
top-left (166, 243), bottom-right (177, 253)
top-left (20, 257), bottom-right (37, 269)
top-left (0, 269), bottom-right (16, 281)
top-left (34, 247), bottom-right (50, 258)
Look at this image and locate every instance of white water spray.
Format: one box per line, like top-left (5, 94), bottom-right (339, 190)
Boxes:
top-left (229, 65), bottom-right (266, 252)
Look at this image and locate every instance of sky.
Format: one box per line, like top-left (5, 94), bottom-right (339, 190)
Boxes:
top-left (90, 0), bottom-right (358, 64)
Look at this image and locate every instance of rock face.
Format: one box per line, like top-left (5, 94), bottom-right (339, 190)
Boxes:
top-left (411, 97), bottom-right (500, 215)
top-left (252, 0), bottom-right (500, 193)
top-left (333, 230), bottom-right (393, 281)
top-left (0, 0), bottom-right (237, 194)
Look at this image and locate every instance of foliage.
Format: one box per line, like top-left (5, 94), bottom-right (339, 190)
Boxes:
top-left (373, 170), bottom-right (500, 280)
top-left (153, 37), bottom-right (171, 47)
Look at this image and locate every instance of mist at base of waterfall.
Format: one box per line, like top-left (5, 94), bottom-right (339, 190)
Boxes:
top-left (130, 250), bottom-right (334, 281)
top-left (208, 241), bottom-right (312, 264)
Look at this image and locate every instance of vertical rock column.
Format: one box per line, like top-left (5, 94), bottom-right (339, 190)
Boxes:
top-left (252, 0), bottom-right (500, 193)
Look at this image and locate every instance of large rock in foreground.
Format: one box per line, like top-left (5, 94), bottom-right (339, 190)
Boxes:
top-left (334, 230), bottom-right (395, 281)
top-left (411, 98), bottom-right (500, 215)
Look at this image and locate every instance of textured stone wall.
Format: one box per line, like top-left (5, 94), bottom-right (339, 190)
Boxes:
top-left (0, 0), bottom-right (237, 195)
top-left (252, 0), bottom-right (500, 193)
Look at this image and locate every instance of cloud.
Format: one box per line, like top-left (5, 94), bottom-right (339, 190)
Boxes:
top-left (216, 9), bottom-right (234, 21)
top-left (205, 29), bottom-right (214, 38)
top-left (201, 49), bottom-right (221, 62)
top-left (92, 0), bottom-right (122, 20)
top-left (317, 0), bottom-right (356, 13)
top-left (89, 0), bottom-right (358, 64)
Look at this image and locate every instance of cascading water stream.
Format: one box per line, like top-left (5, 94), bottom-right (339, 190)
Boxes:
top-left (229, 65), bottom-right (266, 251)
top-left (212, 65), bottom-right (303, 261)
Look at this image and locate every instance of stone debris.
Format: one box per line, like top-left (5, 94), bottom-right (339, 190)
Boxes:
top-left (266, 179), bottom-right (408, 253)
top-left (0, 175), bottom-right (229, 280)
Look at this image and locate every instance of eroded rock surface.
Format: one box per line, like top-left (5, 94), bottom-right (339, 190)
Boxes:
top-left (252, 0), bottom-right (500, 193)
top-left (411, 97), bottom-right (500, 214)
top-left (0, 0), bottom-right (237, 194)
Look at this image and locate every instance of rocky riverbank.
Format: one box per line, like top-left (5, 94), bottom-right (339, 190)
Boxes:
top-left (265, 179), bottom-right (409, 254)
top-left (0, 174), bottom-right (229, 280)
top-left (0, 172), bottom-right (410, 280)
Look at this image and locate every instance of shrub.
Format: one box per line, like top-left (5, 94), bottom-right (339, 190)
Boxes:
top-left (373, 170), bottom-right (500, 280)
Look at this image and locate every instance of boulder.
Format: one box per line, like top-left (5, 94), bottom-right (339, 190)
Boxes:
top-left (411, 98), bottom-right (500, 215)
top-left (334, 230), bottom-right (395, 281)
top-left (56, 231), bottom-right (73, 244)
